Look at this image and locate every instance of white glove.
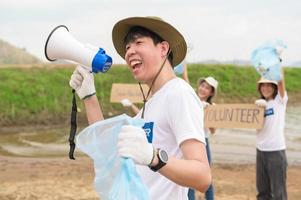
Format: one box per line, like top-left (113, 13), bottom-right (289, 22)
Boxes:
top-left (117, 125), bottom-right (154, 166)
top-left (201, 101), bottom-right (210, 108)
top-left (255, 99), bottom-right (267, 107)
top-left (276, 46), bottom-right (285, 56)
top-left (120, 98), bottom-right (133, 107)
top-left (69, 65), bottom-right (96, 99)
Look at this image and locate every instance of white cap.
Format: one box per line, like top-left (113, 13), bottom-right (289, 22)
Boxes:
top-left (257, 77), bottom-right (278, 85)
top-left (257, 77), bottom-right (278, 92)
top-left (197, 76), bottom-right (219, 96)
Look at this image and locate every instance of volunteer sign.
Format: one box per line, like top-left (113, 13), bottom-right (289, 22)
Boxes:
top-left (204, 104), bottom-right (264, 129)
top-left (110, 83), bottom-right (149, 103)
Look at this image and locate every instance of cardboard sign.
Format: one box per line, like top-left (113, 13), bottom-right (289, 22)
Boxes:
top-left (204, 104), bottom-right (264, 129)
top-left (110, 83), bottom-right (149, 103)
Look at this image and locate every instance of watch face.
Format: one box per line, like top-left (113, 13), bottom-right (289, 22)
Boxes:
top-left (159, 150), bottom-right (168, 163)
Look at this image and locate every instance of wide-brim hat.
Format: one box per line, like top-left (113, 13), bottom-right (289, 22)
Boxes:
top-left (257, 77), bottom-right (278, 92)
top-left (197, 76), bottom-right (219, 96)
top-left (112, 16), bottom-right (187, 67)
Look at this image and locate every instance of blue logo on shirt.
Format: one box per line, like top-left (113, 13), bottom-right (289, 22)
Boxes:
top-left (264, 108), bottom-right (274, 117)
top-left (142, 122), bottom-right (154, 143)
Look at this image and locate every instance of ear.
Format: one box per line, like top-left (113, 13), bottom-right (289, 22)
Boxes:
top-left (160, 41), bottom-right (170, 57)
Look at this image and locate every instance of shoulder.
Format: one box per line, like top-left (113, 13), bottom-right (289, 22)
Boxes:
top-left (275, 91), bottom-right (288, 105)
top-left (167, 78), bottom-right (196, 97)
top-left (165, 79), bottom-right (202, 109)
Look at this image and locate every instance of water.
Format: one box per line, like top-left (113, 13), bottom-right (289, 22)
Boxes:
top-left (0, 126), bottom-right (84, 157)
top-left (0, 105), bottom-right (300, 165)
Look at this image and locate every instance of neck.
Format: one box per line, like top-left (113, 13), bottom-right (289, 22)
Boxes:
top-left (151, 71), bottom-right (176, 94)
top-left (147, 63), bottom-right (176, 94)
top-left (198, 94), bottom-right (207, 101)
top-left (266, 97), bottom-right (273, 101)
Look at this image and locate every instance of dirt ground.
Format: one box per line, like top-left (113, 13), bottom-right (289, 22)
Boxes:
top-left (0, 156), bottom-right (300, 200)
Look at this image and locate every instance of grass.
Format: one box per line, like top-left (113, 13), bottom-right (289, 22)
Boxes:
top-left (0, 64), bottom-right (300, 126)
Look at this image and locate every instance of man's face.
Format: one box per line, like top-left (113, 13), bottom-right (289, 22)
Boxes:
top-left (124, 36), bottom-right (164, 84)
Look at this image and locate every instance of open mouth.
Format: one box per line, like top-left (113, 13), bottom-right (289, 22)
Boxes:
top-left (130, 60), bottom-right (142, 71)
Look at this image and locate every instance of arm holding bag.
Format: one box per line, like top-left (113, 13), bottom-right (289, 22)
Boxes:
top-left (76, 114), bottom-right (149, 200)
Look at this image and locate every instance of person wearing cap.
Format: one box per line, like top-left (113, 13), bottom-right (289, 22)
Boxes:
top-left (188, 76), bottom-right (218, 200)
top-left (254, 72), bottom-right (288, 200)
top-left (69, 16), bottom-right (211, 199)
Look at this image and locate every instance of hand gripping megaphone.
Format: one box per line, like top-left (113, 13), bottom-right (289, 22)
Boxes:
top-left (44, 25), bottom-right (112, 73)
top-left (44, 25), bottom-right (113, 160)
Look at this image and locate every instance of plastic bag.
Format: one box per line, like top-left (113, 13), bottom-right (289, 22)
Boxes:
top-left (174, 62), bottom-right (184, 75)
top-left (251, 39), bottom-right (287, 81)
top-left (76, 114), bottom-right (150, 200)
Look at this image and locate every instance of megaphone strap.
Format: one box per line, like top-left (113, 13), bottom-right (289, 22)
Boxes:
top-left (68, 89), bottom-right (77, 160)
top-left (139, 49), bottom-right (171, 119)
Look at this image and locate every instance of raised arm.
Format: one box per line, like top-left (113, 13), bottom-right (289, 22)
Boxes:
top-left (69, 65), bottom-right (104, 124)
top-left (278, 68), bottom-right (286, 98)
top-left (83, 96), bottom-right (104, 124)
top-left (181, 62), bottom-right (190, 84)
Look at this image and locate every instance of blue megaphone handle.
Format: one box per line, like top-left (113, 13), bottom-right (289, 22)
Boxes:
top-left (92, 48), bottom-right (113, 73)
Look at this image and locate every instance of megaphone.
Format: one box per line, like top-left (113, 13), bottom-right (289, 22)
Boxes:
top-left (44, 25), bottom-right (112, 73)
top-left (44, 25), bottom-right (113, 160)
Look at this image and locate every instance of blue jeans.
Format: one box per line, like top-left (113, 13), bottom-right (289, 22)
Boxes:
top-left (188, 137), bottom-right (214, 200)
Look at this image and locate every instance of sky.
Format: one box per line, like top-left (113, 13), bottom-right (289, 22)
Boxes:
top-left (0, 0), bottom-right (300, 66)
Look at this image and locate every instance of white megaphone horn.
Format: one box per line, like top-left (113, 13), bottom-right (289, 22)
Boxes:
top-left (44, 25), bottom-right (112, 73)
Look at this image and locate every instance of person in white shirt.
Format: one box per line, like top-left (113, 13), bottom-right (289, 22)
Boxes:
top-left (69, 16), bottom-right (211, 200)
top-left (188, 77), bottom-right (218, 200)
top-left (254, 72), bottom-right (288, 200)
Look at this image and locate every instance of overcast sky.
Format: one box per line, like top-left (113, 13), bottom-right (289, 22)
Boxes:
top-left (0, 0), bottom-right (300, 65)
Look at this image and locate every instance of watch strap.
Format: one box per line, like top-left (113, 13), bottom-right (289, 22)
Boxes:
top-left (149, 149), bottom-right (167, 172)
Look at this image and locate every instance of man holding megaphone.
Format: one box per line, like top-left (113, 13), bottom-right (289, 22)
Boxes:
top-left (69, 16), bottom-right (211, 200)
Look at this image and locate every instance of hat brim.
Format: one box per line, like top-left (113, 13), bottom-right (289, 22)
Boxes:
top-left (112, 17), bottom-right (187, 67)
top-left (257, 79), bottom-right (278, 85)
top-left (257, 79), bottom-right (278, 92)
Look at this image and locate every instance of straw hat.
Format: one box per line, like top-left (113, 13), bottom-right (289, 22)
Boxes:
top-left (197, 76), bottom-right (219, 96)
top-left (112, 16), bottom-right (187, 67)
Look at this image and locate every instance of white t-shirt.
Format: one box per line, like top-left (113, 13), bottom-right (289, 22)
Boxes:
top-left (135, 78), bottom-right (205, 200)
top-left (204, 128), bottom-right (210, 138)
top-left (256, 92), bottom-right (288, 151)
top-left (200, 101), bottom-right (212, 138)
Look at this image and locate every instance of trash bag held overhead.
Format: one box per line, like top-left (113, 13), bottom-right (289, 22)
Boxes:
top-left (76, 114), bottom-right (150, 200)
top-left (251, 39), bottom-right (287, 81)
top-left (174, 62), bottom-right (184, 75)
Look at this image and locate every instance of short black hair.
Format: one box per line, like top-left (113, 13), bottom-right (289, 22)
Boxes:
top-left (124, 26), bottom-right (173, 66)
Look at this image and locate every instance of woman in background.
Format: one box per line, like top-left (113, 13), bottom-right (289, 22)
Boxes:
top-left (188, 76), bottom-right (218, 200)
top-left (254, 71), bottom-right (288, 200)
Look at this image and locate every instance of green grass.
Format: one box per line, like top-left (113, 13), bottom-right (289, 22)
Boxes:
top-left (0, 64), bottom-right (300, 126)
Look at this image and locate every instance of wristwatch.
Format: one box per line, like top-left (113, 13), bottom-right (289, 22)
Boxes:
top-left (150, 149), bottom-right (168, 172)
